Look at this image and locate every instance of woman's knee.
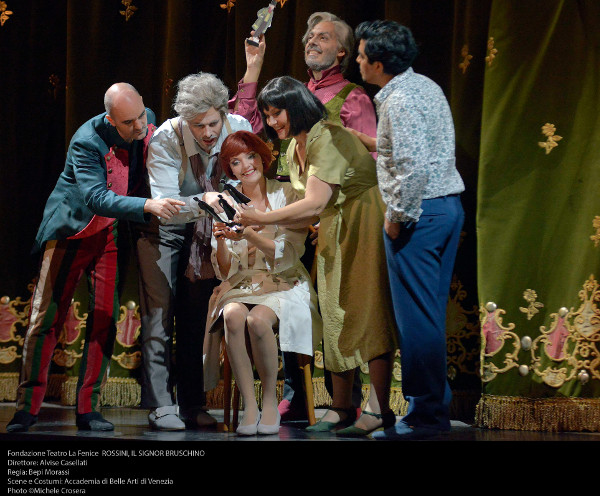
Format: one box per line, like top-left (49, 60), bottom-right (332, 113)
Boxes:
top-left (223, 303), bottom-right (248, 335)
top-left (246, 307), bottom-right (277, 338)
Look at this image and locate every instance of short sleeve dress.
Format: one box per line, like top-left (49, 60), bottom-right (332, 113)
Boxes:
top-left (287, 120), bottom-right (397, 372)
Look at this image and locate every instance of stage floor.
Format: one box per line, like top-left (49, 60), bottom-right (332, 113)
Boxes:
top-left (2, 403), bottom-right (599, 442)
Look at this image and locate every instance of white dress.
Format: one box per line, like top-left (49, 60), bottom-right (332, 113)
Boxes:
top-left (203, 179), bottom-right (323, 391)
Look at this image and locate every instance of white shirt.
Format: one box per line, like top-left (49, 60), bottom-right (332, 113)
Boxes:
top-left (146, 113), bottom-right (252, 224)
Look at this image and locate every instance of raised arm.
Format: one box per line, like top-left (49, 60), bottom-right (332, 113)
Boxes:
top-left (228, 33), bottom-right (267, 134)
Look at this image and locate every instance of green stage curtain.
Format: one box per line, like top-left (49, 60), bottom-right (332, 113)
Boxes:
top-left (476, 0), bottom-right (600, 431)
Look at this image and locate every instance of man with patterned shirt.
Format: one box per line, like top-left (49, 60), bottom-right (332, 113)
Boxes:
top-left (229, 12), bottom-right (373, 421)
top-left (355, 20), bottom-right (465, 440)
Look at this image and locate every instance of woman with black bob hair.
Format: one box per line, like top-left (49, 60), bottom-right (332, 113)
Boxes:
top-left (258, 76), bottom-right (327, 143)
top-left (235, 76), bottom-right (398, 436)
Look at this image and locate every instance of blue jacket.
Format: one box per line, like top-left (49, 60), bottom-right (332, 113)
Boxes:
top-left (33, 109), bottom-right (156, 253)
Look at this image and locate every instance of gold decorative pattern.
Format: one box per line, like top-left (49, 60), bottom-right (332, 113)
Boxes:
top-left (446, 277), bottom-right (480, 378)
top-left (519, 289), bottom-right (544, 320)
top-left (590, 216), bottom-right (600, 247)
top-left (221, 1), bottom-right (287, 14)
top-left (220, 0), bottom-right (237, 13)
top-left (479, 302), bottom-right (520, 382)
top-left (485, 37), bottom-right (498, 66)
top-left (392, 359), bottom-right (402, 382)
top-left (0, 293), bottom-right (29, 365)
top-left (458, 44), bottom-right (473, 74)
top-left (163, 76), bottom-right (174, 96)
top-left (51, 300), bottom-right (86, 367)
top-left (479, 277), bottom-right (600, 389)
top-left (58, 300), bottom-right (86, 346)
top-left (0, 295), bottom-right (28, 345)
top-left (115, 301), bottom-right (141, 347)
top-left (52, 348), bottom-right (82, 368)
top-left (120, 0), bottom-right (137, 21)
top-left (313, 349), bottom-right (324, 369)
top-left (0, 346), bottom-right (20, 364)
top-left (0, 2), bottom-right (13, 26)
top-left (111, 351), bottom-right (142, 370)
top-left (573, 276), bottom-right (600, 339)
top-left (538, 123), bottom-right (563, 154)
top-left (529, 275), bottom-right (600, 387)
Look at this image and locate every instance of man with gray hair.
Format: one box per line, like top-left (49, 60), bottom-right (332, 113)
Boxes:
top-left (137, 72), bottom-right (252, 431)
top-left (229, 11), bottom-right (375, 423)
top-left (231, 11), bottom-right (377, 146)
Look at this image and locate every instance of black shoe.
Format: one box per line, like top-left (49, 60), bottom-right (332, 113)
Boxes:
top-left (181, 407), bottom-right (217, 430)
top-left (6, 411), bottom-right (38, 433)
top-left (76, 412), bottom-right (114, 431)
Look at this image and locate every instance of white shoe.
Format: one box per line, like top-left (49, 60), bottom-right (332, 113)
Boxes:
top-left (257, 411), bottom-right (281, 435)
top-left (148, 405), bottom-right (186, 431)
top-left (236, 412), bottom-right (261, 436)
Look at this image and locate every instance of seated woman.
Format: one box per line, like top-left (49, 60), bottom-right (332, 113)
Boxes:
top-left (236, 76), bottom-right (398, 436)
top-left (203, 130), bottom-right (322, 436)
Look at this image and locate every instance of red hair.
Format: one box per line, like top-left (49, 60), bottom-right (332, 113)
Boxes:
top-left (219, 131), bottom-right (274, 180)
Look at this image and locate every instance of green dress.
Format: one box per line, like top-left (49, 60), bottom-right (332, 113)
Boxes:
top-left (288, 120), bottom-right (397, 372)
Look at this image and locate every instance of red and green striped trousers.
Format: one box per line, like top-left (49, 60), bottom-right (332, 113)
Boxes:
top-left (17, 224), bottom-right (120, 415)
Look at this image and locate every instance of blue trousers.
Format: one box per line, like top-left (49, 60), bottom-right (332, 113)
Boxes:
top-left (383, 195), bottom-right (464, 430)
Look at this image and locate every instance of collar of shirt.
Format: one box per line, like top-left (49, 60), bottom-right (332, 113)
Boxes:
top-left (181, 118), bottom-right (223, 160)
top-left (306, 65), bottom-right (345, 92)
top-left (374, 67), bottom-right (414, 107)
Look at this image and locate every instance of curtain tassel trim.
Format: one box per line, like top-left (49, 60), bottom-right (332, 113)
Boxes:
top-left (0, 372), bottom-right (19, 401)
top-left (476, 394), bottom-right (600, 432)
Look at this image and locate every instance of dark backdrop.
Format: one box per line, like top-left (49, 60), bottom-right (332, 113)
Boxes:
top-left (0, 0), bottom-right (468, 296)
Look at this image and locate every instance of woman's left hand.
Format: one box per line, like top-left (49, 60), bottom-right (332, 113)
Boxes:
top-left (234, 203), bottom-right (265, 226)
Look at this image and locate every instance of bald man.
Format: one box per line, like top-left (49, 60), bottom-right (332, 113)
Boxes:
top-left (6, 83), bottom-right (184, 433)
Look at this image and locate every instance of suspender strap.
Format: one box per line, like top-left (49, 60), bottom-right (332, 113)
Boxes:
top-left (224, 117), bottom-right (233, 135)
top-left (170, 117), bottom-right (188, 188)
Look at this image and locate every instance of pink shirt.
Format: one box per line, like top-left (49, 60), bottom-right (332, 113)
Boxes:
top-left (228, 65), bottom-right (377, 140)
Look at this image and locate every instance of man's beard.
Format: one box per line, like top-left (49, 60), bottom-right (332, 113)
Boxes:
top-left (305, 48), bottom-right (337, 73)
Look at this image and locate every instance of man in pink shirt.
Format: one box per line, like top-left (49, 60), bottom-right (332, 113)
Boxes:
top-left (229, 11), bottom-right (377, 161)
top-left (229, 11), bottom-right (376, 423)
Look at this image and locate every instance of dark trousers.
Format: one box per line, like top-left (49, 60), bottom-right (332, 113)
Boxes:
top-left (383, 195), bottom-right (464, 430)
top-left (17, 225), bottom-right (120, 415)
